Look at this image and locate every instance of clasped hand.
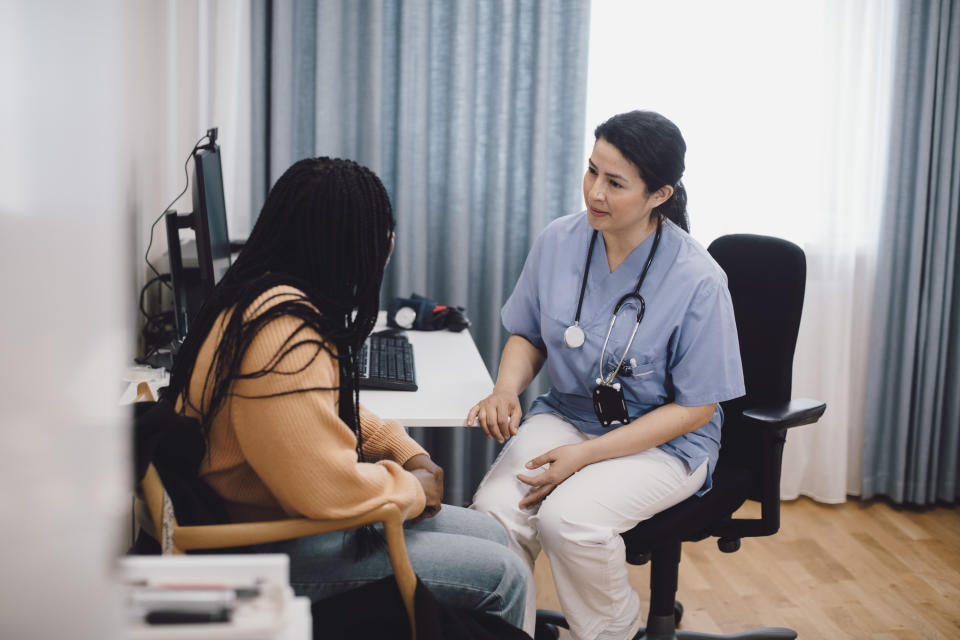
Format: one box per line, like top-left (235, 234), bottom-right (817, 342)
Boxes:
top-left (516, 444), bottom-right (589, 509)
top-left (404, 454), bottom-right (443, 523)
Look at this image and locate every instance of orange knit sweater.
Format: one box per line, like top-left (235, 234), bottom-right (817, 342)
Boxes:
top-left (184, 286), bottom-right (427, 523)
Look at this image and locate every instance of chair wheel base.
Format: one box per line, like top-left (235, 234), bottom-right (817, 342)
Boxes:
top-left (718, 537), bottom-right (741, 553)
top-left (535, 607), bottom-right (796, 640)
top-left (635, 623), bottom-right (797, 640)
top-left (534, 623), bottom-right (559, 640)
top-left (535, 609), bottom-right (569, 640)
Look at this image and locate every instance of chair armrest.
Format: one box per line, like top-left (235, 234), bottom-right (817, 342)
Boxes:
top-left (741, 398), bottom-right (825, 431)
top-left (174, 505), bottom-right (406, 550)
top-left (717, 398), bottom-right (825, 540)
top-left (140, 465), bottom-right (417, 636)
top-left (168, 490), bottom-right (416, 638)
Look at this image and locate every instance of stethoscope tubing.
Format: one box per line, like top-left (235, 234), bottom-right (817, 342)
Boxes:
top-left (567, 214), bottom-right (665, 384)
top-left (613, 291), bottom-right (645, 320)
top-left (598, 299), bottom-right (644, 385)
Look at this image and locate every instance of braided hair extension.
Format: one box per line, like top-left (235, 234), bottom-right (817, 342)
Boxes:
top-left (166, 157), bottom-right (395, 476)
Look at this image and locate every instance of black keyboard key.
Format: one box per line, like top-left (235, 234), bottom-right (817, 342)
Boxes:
top-left (359, 333), bottom-right (418, 391)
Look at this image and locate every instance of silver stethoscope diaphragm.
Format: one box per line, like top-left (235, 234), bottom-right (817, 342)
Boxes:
top-left (563, 229), bottom-right (601, 351)
top-left (563, 323), bottom-right (585, 348)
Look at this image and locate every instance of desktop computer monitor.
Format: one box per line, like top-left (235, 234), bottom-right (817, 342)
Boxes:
top-left (165, 129), bottom-right (233, 339)
top-left (192, 142), bottom-right (232, 294)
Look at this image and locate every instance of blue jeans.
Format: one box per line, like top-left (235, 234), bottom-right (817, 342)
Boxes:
top-left (253, 505), bottom-right (528, 628)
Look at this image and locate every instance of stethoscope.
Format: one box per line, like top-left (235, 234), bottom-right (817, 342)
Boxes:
top-left (563, 215), bottom-right (663, 425)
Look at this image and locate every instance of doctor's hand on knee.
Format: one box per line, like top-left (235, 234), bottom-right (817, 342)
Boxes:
top-left (467, 390), bottom-right (522, 444)
top-left (516, 444), bottom-right (590, 508)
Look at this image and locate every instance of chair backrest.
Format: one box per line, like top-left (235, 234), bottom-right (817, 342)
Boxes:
top-left (707, 235), bottom-right (806, 489)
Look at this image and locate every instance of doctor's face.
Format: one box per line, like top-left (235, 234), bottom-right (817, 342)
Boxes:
top-left (583, 138), bottom-right (671, 239)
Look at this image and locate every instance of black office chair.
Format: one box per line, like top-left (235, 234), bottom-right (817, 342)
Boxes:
top-left (536, 234), bottom-right (826, 640)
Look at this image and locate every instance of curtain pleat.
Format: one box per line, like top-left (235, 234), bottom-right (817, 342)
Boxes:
top-left (863, 0), bottom-right (960, 505)
top-left (250, 0), bottom-right (272, 223)
top-left (251, 0), bottom-right (590, 504)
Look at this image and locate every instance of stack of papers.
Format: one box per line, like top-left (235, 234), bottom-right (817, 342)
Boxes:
top-left (119, 555), bottom-right (311, 640)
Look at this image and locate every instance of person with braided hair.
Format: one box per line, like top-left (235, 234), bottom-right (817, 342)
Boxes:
top-left (165, 157), bottom-right (528, 631)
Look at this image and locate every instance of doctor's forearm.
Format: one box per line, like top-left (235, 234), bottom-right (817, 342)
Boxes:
top-left (579, 402), bottom-right (716, 466)
top-left (493, 335), bottom-right (546, 395)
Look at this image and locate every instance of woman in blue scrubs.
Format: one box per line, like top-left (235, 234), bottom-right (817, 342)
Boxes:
top-left (468, 111), bottom-right (745, 640)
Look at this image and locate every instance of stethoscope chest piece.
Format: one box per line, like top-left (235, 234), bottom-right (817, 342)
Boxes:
top-left (563, 324), bottom-right (585, 349)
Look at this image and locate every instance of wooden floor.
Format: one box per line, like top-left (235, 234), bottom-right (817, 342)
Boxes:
top-left (533, 497), bottom-right (960, 639)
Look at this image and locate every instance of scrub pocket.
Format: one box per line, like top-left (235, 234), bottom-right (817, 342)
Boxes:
top-left (605, 351), bottom-right (668, 407)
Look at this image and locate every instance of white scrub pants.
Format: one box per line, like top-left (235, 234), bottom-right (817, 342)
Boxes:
top-left (472, 413), bottom-right (707, 640)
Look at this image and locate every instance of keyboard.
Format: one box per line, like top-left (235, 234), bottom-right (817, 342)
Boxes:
top-left (358, 332), bottom-right (418, 391)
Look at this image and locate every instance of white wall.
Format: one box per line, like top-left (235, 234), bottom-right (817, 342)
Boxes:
top-left (135, 0), bottom-right (252, 336)
top-left (0, 1), bottom-right (170, 636)
top-left (0, 1), bottom-right (253, 631)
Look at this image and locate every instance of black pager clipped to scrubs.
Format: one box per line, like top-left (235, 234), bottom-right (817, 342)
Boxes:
top-left (592, 382), bottom-right (630, 428)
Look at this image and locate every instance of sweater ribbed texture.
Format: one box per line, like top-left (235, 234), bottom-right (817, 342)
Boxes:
top-left (186, 286), bottom-right (426, 523)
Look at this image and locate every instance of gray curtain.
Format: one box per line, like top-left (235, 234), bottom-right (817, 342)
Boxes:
top-left (251, 0), bottom-right (591, 505)
top-left (862, 0), bottom-right (960, 505)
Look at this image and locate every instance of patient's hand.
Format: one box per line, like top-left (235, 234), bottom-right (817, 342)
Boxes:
top-left (404, 454), bottom-right (443, 522)
top-left (468, 390), bottom-right (522, 444)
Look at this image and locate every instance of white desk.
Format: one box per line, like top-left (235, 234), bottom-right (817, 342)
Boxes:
top-left (122, 315), bottom-right (493, 428)
top-left (360, 315), bottom-right (494, 427)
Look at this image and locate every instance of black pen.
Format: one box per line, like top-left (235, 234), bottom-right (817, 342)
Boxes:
top-left (145, 609), bottom-right (232, 625)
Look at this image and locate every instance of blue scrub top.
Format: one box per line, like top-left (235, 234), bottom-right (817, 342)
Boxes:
top-left (501, 212), bottom-right (745, 494)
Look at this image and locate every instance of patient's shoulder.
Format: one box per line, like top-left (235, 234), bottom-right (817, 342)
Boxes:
top-left (237, 285), bottom-right (336, 373)
top-left (242, 284), bottom-right (317, 322)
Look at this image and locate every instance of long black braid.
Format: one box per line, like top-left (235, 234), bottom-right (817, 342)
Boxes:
top-left (166, 157), bottom-right (395, 478)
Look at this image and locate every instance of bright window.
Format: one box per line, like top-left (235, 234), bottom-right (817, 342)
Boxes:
top-left (585, 0), bottom-right (834, 247)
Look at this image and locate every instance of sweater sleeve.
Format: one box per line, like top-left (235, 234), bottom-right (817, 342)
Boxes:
top-left (358, 405), bottom-right (427, 464)
top-left (228, 309), bottom-right (425, 521)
